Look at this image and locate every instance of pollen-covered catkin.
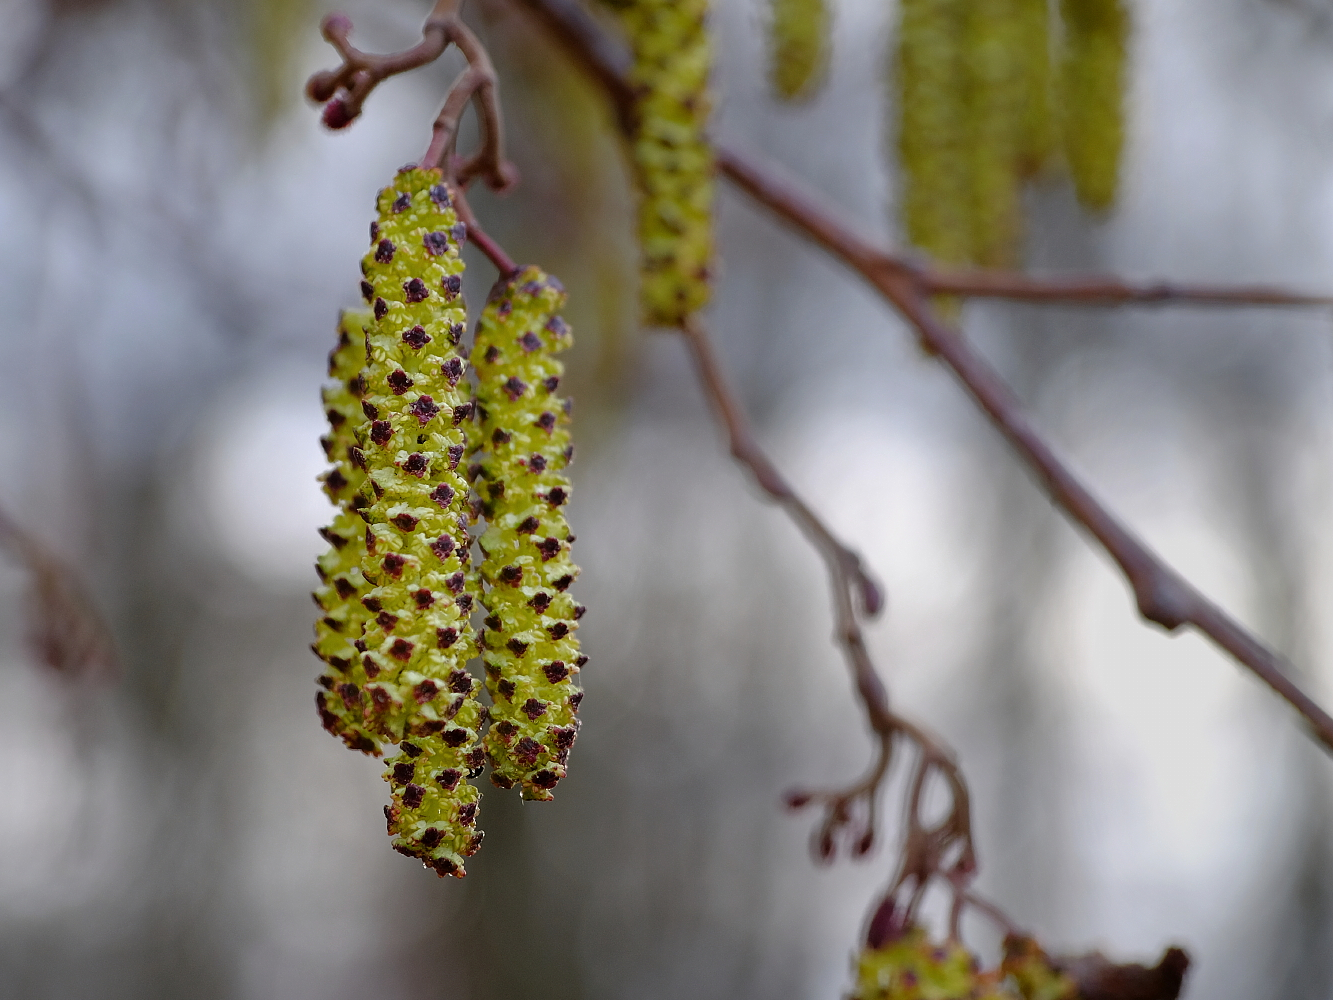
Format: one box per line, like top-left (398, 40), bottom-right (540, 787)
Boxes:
top-left (895, 0), bottom-right (970, 266)
top-left (313, 308), bottom-right (381, 756)
top-left (767, 0), bottom-right (830, 102)
top-left (1058, 0), bottom-right (1128, 212)
top-left (470, 268), bottom-right (584, 801)
top-left (851, 926), bottom-right (1009, 1000)
top-left (606, 0), bottom-right (714, 327)
top-left (356, 166), bottom-right (487, 875)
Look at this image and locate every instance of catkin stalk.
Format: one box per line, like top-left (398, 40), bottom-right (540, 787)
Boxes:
top-left (470, 268), bottom-right (585, 801)
top-left (767, 0), bottom-right (831, 102)
top-left (1058, 0), bottom-right (1128, 212)
top-left (356, 166), bottom-right (486, 876)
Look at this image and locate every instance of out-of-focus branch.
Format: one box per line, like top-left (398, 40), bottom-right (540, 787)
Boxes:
top-left (511, 0), bottom-right (1333, 757)
top-left (0, 503), bottom-right (117, 679)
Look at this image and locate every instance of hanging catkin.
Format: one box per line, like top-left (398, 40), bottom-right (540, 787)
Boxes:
top-left (470, 268), bottom-right (584, 801)
top-left (851, 926), bottom-right (1009, 1000)
top-left (1014, 0), bottom-right (1057, 179)
top-left (604, 0), bottom-right (714, 327)
top-left (895, 0), bottom-right (970, 266)
top-left (767, 0), bottom-right (831, 102)
top-left (1058, 0), bottom-right (1128, 212)
top-left (355, 166), bottom-right (487, 876)
top-left (314, 308), bottom-right (381, 756)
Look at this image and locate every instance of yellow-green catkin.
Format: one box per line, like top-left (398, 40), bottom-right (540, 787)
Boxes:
top-left (313, 308), bottom-right (381, 756)
top-left (608, 0), bottom-right (714, 327)
top-left (768, 0), bottom-right (831, 102)
top-left (1001, 936), bottom-right (1078, 1000)
top-left (1058, 0), bottom-right (1128, 212)
top-left (356, 166), bottom-right (486, 877)
top-left (962, 0), bottom-right (1026, 267)
top-left (852, 926), bottom-right (1010, 1000)
top-left (1014, 0), bottom-right (1057, 179)
top-left (470, 268), bottom-right (585, 801)
top-left (895, 0), bottom-right (971, 266)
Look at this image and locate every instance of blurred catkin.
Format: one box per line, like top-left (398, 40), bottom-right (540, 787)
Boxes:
top-left (1058, 0), bottom-right (1128, 212)
top-left (470, 268), bottom-right (585, 801)
top-left (767, 0), bottom-right (831, 102)
top-left (603, 0), bottom-right (715, 326)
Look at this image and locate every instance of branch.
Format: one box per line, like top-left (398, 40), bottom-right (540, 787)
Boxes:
top-left (509, 0), bottom-right (1333, 756)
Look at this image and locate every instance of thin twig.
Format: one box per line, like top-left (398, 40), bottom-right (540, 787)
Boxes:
top-left (451, 185), bottom-right (518, 275)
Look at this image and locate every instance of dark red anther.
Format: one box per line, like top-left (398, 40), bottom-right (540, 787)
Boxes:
top-left (445, 572), bottom-right (466, 594)
top-left (382, 553), bottom-right (407, 578)
top-left (429, 484), bottom-right (455, 508)
top-left (403, 325), bottom-right (431, 349)
top-left (545, 315), bottom-right (570, 338)
top-left (428, 535), bottom-right (455, 560)
top-left (374, 297), bottom-right (388, 320)
top-left (569, 690), bottom-right (584, 711)
top-left (517, 516), bottom-right (539, 534)
top-left (419, 827), bottom-right (442, 849)
top-left (404, 278), bottom-right (429, 303)
top-left (503, 376), bottom-right (528, 400)
top-left (497, 679), bottom-right (516, 699)
top-left (522, 698), bottom-right (547, 720)
top-left (531, 770), bottom-right (560, 789)
top-left (402, 452), bottom-right (428, 477)
top-left (507, 638), bottom-right (529, 657)
top-left (573, 605), bottom-right (587, 620)
top-left (441, 274), bottom-right (462, 299)
top-left (361, 400), bottom-right (379, 421)
top-left (361, 595), bottom-right (383, 612)
top-left (517, 331), bottom-right (541, 352)
top-left (402, 783), bottom-right (425, 809)
top-left (536, 537), bottom-right (561, 561)
top-left (528, 592), bottom-right (551, 613)
top-left (441, 357), bottom-right (463, 386)
top-left (450, 222), bottom-right (467, 245)
top-left (543, 376), bottom-right (560, 393)
top-left (452, 401), bottom-right (474, 425)
top-left (457, 802), bottom-right (478, 826)
top-left (392, 192), bottom-right (411, 213)
top-left (429, 184), bottom-right (451, 207)
top-left (333, 577), bottom-right (357, 599)
top-left (499, 564), bottom-right (522, 585)
top-left (326, 468), bottom-right (348, 492)
top-left (436, 768), bottom-right (461, 790)
top-left (413, 679), bottom-right (438, 703)
top-left (554, 574), bottom-right (573, 592)
top-left (535, 411), bottom-right (556, 432)
top-left (442, 728), bottom-right (470, 748)
top-left (529, 454), bottom-right (548, 473)
top-left (400, 741), bottom-right (422, 757)
top-left (360, 280), bottom-right (374, 302)
top-left (543, 661), bottom-right (569, 683)
top-left (447, 322), bottom-right (464, 345)
top-left (446, 444), bottom-right (464, 469)
top-left (409, 395), bottom-right (439, 425)
top-left (374, 239), bottom-right (396, 264)
top-left (547, 622), bottom-right (569, 640)
top-left (413, 589), bottom-right (435, 609)
top-left (514, 737), bottom-right (543, 766)
top-left (484, 345), bottom-right (501, 364)
top-left (436, 626), bottom-right (459, 649)
top-left (551, 725), bottom-right (577, 749)
top-left (456, 593), bottom-right (474, 613)
top-left (563, 444), bottom-right (575, 464)
top-left (389, 638), bottom-right (414, 662)
top-left (391, 513), bottom-right (419, 532)
top-left (483, 614), bottom-right (502, 631)
top-left (546, 487), bottom-right (567, 507)
top-left (423, 231), bottom-right (450, 256)
top-left (387, 369), bottom-right (413, 394)
top-left (392, 761), bottom-right (415, 785)
top-left (497, 299), bottom-right (512, 320)
top-left (376, 610), bottom-right (399, 632)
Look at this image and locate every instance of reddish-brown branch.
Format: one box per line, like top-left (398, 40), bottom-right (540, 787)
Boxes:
top-left (450, 185), bottom-right (518, 275)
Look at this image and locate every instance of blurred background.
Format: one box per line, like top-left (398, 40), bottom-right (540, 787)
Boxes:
top-left (0, 0), bottom-right (1331, 996)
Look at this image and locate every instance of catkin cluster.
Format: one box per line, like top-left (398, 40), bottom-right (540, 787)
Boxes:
top-left (470, 268), bottom-right (585, 801)
top-left (767, 0), bottom-right (830, 102)
top-left (894, 0), bottom-right (1127, 266)
top-left (603, 0), bottom-right (714, 327)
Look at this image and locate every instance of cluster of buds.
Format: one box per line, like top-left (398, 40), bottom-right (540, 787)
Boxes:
top-left (602, 0), bottom-right (714, 327)
top-left (469, 268), bottom-right (585, 801)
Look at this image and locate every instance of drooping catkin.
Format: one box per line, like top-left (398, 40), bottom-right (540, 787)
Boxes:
top-left (1014, 0), bottom-right (1057, 179)
top-left (851, 926), bottom-right (1009, 1000)
top-left (605, 0), bottom-right (714, 327)
top-left (355, 166), bottom-right (487, 876)
top-left (895, 0), bottom-right (970, 266)
top-left (767, 0), bottom-right (831, 102)
top-left (469, 267), bottom-right (584, 801)
top-left (313, 308), bottom-right (381, 756)
top-left (1058, 0), bottom-right (1128, 212)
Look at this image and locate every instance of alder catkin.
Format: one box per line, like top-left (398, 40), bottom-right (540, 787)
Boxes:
top-left (470, 267), bottom-right (584, 801)
top-left (1058, 0), bottom-right (1128, 212)
top-left (1014, 0), bottom-right (1057, 179)
top-left (355, 166), bottom-right (487, 876)
top-left (852, 926), bottom-right (1009, 1000)
top-left (767, 0), bottom-right (831, 102)
top-left (895, 0), bottom-right (970, 266)
top-left (1002, 936), bottom-right (1079, 1000)
top-left (313, 308), bottom-right (381, 756)
top-left (606, 0), bottom-right (714, 327)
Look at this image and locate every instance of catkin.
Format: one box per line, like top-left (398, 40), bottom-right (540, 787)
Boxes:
top-left (607, 0), bottom-right (714, 327)
top-left (470, 267), bottom-right (584, 802)
top-left (895, 0), bottom-right (970, 266)
top-left (356, 166), bottom-right (487, 876)
top-left (851, 926), bottom-right (1008, 1000)
top-left (313, 308), bottom-right (381, 756)
top-left (1058, 0), bottom-right (1128, 212)
top-left (1001, 936), bottom-right (1078, 1000)
top-left (1014, 0), bottom-right (1057, 179)
top-left (767, 0), bottom-right (831, 102)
